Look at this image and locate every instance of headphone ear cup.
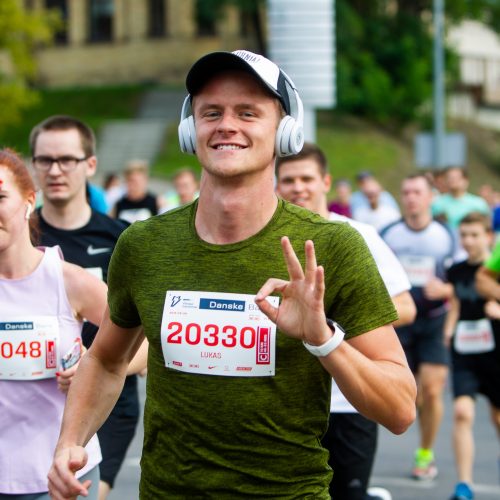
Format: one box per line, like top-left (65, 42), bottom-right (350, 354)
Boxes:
top-left (178, 115), bottom-right (196, 155)
top-left (275, 116), bottom-right (295, 157)
top-left (288, 122), bottom-right (304, 156)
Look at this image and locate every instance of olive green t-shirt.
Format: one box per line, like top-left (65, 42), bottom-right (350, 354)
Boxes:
top-left (108, 199), bottom-right (397, 499)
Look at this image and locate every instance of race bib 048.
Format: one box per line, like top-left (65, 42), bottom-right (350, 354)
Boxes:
top-left (0, 316), bottom-right (59, 380)
top-left (161, 291), bottom-right (279, 377)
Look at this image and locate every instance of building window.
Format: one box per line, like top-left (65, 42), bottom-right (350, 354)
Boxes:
top-left (89, 0), bottom-right (114, 42)
top-left (149, 0), bottom-right (166, 38)
top-left (195, 0), bottom-right (216, 36)
top-left (45, 0), bottom-right (68, 44)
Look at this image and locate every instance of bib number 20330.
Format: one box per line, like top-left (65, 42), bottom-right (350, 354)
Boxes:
top-left (166, 322), bottom-right (259, 349)
top-left (161, 291), bottom-right (279, 377)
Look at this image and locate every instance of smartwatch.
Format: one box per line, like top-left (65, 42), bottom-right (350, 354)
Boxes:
top-left (303, 318), bottom-right (345, 357)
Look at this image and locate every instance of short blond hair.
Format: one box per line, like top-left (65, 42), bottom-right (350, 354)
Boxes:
top-left (124, 159), bottom-right (149, 177)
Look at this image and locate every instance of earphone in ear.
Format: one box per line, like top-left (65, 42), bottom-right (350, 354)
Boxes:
top-left (25, 204), bottom-right (32, 220)
top-left (178, 71), bottom-right (304, 157)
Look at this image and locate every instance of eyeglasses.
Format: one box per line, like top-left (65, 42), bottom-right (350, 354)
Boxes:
top-left (32, 155), bottom-right (90, 172)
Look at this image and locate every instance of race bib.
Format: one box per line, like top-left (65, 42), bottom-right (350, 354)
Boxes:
top-left (161, 291), bottom-right (279, 377)
top-left (118, 208), bottom-right (153, 224)
top-left (399, 255), bottom-right (435, 287)
top-left (454, 318), bottom-right (495, 354)
top-left (0, 316), bottom-right (59, 380)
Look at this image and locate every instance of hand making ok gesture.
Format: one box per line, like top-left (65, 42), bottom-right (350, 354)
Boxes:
top-left (255, 236), bottom-right (332, 346)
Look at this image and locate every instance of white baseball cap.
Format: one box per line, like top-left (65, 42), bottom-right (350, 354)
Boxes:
top-left (185, 50), bottom-right (292, 114)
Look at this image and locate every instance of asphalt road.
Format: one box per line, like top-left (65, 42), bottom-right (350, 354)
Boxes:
top-left (109, 377), bottom-right (500, 500)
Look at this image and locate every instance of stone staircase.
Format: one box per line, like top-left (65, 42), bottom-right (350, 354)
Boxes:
top-left (95, 89), bottom-right (186, 180)
top-left (96, 118), bottom-right (169, 175)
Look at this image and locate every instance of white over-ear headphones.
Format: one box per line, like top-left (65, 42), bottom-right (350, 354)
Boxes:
top-left (178, 70), bottom-right (304, 157)
top-left (178, 97), bottom-right (197, 155)
top-left (275, 70), bottom-right (304, 157)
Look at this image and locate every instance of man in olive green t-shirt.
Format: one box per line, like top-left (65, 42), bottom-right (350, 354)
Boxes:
top-left (48, 50), bottom-right (416, 500)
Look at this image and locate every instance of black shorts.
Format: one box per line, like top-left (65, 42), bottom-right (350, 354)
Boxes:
top-left (97, 374), bottom-right (140, 488)
top-left (452, 348), bottom-right (500, 408)
top-left (396, 313), bottom-right (450, 373)
top-left (321, 412), bottom-right (378, 500)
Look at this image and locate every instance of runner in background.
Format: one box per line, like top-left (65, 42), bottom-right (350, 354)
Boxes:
top-left (29, 115), bottom-right (147, 500)
top-left (431, 167), bottom-right (489, 229)
top-left (0, 149), bottom-right (106, 500)
top-left (275, 142), bottom-right (416, 500)
top-left (381, 173), bottom-right (461, 480)
top-left (444, 212), bottom-right (500, 500)
top-left (112, 159), bottom-right (163, 222)
top-left (160, 167), bottom-right (199, 212)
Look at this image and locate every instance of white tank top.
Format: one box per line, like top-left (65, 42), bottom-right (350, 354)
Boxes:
top-left (0, 247), bottom-right (101, 494)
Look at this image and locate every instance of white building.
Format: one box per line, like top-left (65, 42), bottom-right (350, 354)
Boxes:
top-left (448, 20), bottom-right (500, 105)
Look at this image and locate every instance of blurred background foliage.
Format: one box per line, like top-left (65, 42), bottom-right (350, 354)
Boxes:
top-left (0, 0), bottom-right (60, 134)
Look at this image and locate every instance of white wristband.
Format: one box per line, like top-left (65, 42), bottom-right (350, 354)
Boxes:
top-left (303, 319), bottom-right (345, 357)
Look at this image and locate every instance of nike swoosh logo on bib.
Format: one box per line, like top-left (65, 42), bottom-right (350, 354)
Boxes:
top-left (87, 245), bottom-right (112, 255)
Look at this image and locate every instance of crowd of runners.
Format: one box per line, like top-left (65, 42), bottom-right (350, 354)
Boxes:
top-left (0, 49), bottom-right (498, 500)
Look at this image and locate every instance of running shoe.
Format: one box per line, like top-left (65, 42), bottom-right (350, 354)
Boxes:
top-left (449, 481), bottom-right (474, 499)
top-left (366, 486), bottom-right (392, 500)
top-left (412, 448), bottom-right (438, 480)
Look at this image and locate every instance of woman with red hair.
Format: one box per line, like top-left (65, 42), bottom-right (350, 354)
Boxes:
top-left (0, 149), bottom-right (106, 499)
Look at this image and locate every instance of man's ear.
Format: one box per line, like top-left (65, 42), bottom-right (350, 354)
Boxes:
top-left (86, 155), bottom-right (97, 178)
top-left (323, 173), bottom-right (332, 193)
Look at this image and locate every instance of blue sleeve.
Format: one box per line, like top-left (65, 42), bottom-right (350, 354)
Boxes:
top-left (494, 206), bottom-right (500, 232)
top-left (87, 183), bottom-right (109, 214)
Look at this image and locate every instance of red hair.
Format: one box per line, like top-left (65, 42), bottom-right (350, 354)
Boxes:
top-left (0, 149), bottom-right (36, 198)
top-left (0, 148), bottom-right (39, 243)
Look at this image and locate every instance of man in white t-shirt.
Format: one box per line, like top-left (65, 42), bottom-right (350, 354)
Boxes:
top-left (381, 174), bottom-right (462, 481)
top-left (352, 176), bottom-right (401, 231)
top-left (276, 143), bottom-right (416, 500)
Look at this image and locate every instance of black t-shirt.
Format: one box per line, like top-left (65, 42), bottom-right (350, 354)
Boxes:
top-left (447, 259), bottom-right (500, 356)
top-left (38, 209), bottom-right (128, 284)
top-left (37, 209), bottom-right (138, 416)
top-left (447, 260), bottom-right (486, 321)
top-left (115, 193), bottom-right (158, 223)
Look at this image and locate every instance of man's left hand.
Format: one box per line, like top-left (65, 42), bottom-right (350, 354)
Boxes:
top-left (255, 237), bottom-right (332, 346)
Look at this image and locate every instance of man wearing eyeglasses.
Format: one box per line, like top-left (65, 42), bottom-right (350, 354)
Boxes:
top-left (30, 115), bottom-right (146, 500)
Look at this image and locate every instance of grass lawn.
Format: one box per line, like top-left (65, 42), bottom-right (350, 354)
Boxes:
top-left (0, 84), bottom-right (149, 156)
top-left (152, 123), bottom-right (203, 179)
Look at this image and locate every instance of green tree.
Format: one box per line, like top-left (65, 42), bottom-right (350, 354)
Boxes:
top-left (195, 0), bottom-right (266, 53)
top-left (336, 0), bottom-right (500, 126)
top-left (0, 1), bottom-right (59, 134)
top-left (336, 1), bottom-right (440, 126)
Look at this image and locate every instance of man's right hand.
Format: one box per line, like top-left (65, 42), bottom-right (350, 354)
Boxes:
top-left (48, 446), bottom-right (91, 499)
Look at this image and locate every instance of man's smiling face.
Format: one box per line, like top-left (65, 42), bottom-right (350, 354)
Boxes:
top-left (192, 70), bottom-right (281, 180)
